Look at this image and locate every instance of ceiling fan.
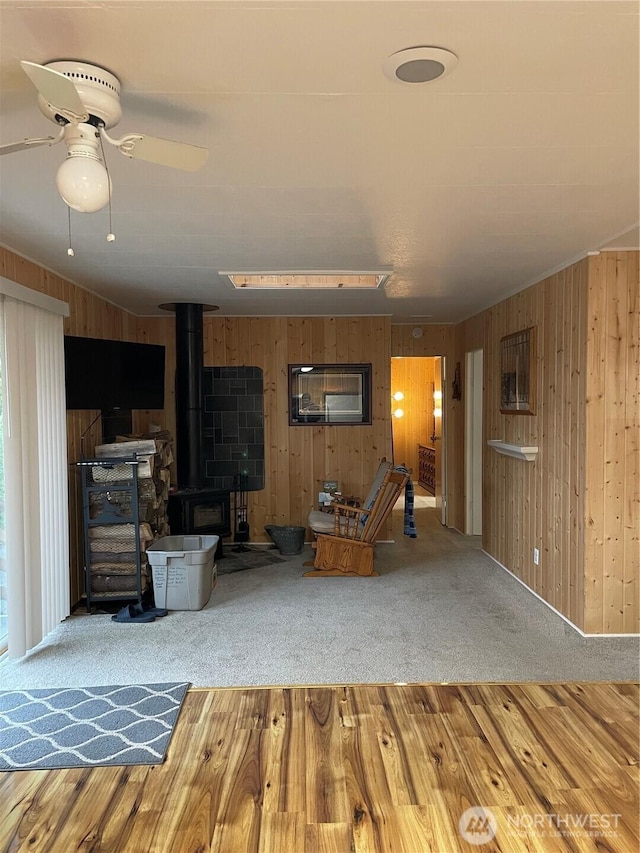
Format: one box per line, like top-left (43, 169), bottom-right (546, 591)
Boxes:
top-left (0, 60), bottom-right (209, 213)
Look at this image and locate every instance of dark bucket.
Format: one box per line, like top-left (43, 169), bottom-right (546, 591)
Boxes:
top-left (264, 524), bottom-right (306, 555)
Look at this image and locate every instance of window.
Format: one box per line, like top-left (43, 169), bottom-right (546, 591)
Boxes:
top-left (0, 278), bottom-right (70, 658)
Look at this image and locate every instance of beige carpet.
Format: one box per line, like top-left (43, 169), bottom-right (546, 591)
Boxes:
top-left (1, 508), bottom-right (638, 689)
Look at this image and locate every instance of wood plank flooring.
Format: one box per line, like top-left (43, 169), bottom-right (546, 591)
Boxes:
top-left (1, 683), bottom-right (637, 853)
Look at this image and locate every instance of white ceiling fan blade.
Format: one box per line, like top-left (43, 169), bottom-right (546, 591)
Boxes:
top-left (20, 61), bottom-right (89, 123)
top-left (119, 133), bottom-right (209, 171)
top-left (0, 135), bottom-right (61, 156)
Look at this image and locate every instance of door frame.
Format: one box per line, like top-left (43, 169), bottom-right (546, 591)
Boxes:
top-left (465, 348), bottom-right (483, 535)
top-left (433, 356), bottom-right (448, 526)
top-left (389, 355), bottom-right (448, 526)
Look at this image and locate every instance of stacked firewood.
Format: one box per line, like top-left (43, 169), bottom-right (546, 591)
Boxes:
top-left (87, 521), bottom-right (155, 594)
top-left (88, 432), bottom-right (174, 594)
top-left (95, 431), bottom-right (173, 538)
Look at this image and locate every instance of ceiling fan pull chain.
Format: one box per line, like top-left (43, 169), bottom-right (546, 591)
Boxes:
top-left (67, 206), bottom-right (74, 257)
top-left (99, 131), bottom-right (116, 243)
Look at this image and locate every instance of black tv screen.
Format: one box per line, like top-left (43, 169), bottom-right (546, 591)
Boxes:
top-left (64, 336), bottom-right (165, 411)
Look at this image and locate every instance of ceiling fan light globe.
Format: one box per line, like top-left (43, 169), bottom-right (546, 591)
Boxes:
top-left (56, 155), bottom-right (111, 213)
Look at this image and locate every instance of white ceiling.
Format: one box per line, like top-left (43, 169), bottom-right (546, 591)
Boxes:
top-left (0, 0), bottom-right (638, 322)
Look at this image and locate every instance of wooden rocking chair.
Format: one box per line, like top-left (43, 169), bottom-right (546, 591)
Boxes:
top-left (303, 466), bottom-right (410, 577)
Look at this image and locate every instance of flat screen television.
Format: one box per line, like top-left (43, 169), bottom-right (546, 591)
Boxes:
top-left (64, 335), bottom-right (165, 411)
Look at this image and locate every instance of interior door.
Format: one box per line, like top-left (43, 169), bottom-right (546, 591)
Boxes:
top-left (432, 357), bottom-right (447, 525)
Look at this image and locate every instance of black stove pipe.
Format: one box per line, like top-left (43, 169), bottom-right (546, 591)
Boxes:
top-left (174, 303), bottom-right (203, 489)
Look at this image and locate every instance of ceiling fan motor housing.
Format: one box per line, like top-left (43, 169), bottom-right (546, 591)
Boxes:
top-left (38, 61), bottom-right (122, 128)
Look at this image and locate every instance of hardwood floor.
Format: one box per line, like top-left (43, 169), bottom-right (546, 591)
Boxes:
top-left (1, 683), bottom-right (637, 853)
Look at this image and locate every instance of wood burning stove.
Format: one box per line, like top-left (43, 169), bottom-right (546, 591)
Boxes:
top-left (161, 302), bottom-right (263, 557)
top-left (167, 489), bottom-right (230, 559)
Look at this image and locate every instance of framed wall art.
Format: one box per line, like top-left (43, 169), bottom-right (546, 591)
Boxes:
top-left (289, 363), bottom-right (372, 425)
top-left (500, 327), bottom-right (536, 415)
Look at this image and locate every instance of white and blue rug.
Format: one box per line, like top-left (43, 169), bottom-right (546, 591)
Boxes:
top-left (0, 682), bottom-right (189, 771)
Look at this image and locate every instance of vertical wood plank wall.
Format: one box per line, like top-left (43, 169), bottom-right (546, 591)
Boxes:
top-left (454, 253), bottom-right (638, 634)
top-left (584, 252), bottom-right (639, 633)
top-left (203, 316), bottom-right (393, 541)
top-left (390, 357), bottom-right (435, 473)
top-left (468, 261), bottom-right (589, 630)
top-left (3, 244), bottom-right (637, 633)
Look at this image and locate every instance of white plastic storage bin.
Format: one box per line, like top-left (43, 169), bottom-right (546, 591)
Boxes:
top-left (147, 535), bottom-right (219, 610)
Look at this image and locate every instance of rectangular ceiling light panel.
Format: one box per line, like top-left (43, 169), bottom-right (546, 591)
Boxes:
top-left (222, 272), bottom-right (390, 290)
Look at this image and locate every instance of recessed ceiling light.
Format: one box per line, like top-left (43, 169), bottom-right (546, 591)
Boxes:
top-left (221, 271), bottom-right (392, 289)
top-left (383, 46), bottom-right (458, 84)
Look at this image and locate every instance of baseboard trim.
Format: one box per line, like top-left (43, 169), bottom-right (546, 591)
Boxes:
top-left (482, 550), bottom-right (640, 638)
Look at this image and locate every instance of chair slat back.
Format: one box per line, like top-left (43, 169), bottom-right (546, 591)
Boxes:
top-left (360, 459), bottom-right (392, 511)
top-left (360, 469), bottom-right (409, 543)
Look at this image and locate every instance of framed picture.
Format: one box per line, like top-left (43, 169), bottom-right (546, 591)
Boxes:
top-left (500, 327), bottom-right (536, 414)
top-left (289, 363), bottom-right (372, 425)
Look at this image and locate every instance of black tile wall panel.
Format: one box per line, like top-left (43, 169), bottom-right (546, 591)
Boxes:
top-left (201, 366), bottom-right (265, 491)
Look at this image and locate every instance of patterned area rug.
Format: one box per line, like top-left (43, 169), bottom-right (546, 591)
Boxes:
top-left (0, 682), bottom-right (189, 771)
top-left (217, 548), bottom-right (286, 575)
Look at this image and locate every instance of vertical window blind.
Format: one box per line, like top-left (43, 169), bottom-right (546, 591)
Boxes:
top-left (0, 277), bottom-right (70, 659)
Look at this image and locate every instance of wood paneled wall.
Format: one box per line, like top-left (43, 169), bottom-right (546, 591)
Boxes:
top-left (0, 250), bottom-right (393, 601)
top-left (468, 261), bottom-right (589, 629)
top-left (203, 316), bottom-right (393, 539)
top-left (584, 252), bottom-right (639, 633)
top-left (390, 357), bottom-right (435, 474)
top-left (390, 324), bottom-right (455, 359)
top-left (4, 243), bottom-right (636, 633)
top-left (454, 252), bottom-right (638, 634)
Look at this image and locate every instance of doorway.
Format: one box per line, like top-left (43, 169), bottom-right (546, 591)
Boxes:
top-left (465, 349), bottom-right (483, 535)
top-left (390, 356), bottom-right (447, 526)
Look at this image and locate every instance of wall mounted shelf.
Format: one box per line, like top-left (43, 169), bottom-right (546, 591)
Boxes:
top-left (487, 440), bottom-right (538, 462)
